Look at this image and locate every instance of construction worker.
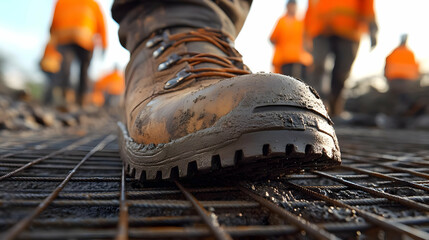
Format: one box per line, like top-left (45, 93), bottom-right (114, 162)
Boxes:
top-left (50, 0), bottom-right (107, 106)
top-left (111, 0), bottom-right (340, 181)
top-left (385, 34), bottom-right (420, 116)
top-left (305, 0), bottom-right (378, 116)
top-left (92, 66), bottom-right (125, 107)
top-left (40, 38), bottom-right (62, 104)
top-left (270, 0), bottom-right (312, 80)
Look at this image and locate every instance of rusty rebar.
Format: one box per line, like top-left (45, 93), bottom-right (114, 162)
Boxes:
top-left (175, 180), bottom-right (232, 240)
top-left (313, 170), bottom-right (429, 212)
top-left (2, 126), bottom-right (429, 239)
top-left (0, 136), bottom-right (96, 181)
top-left (238, 185), bottom-right (339, 240)
top-left (340, 165), bottom-right (429, 192)
top-left (116, 166), bottom-right (129, 240)
top-left (1, 134), bottom-right (116, 240)
top-left (285, 181), bottom-right (429, 240)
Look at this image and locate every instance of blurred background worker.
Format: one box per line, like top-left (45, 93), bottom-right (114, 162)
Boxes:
top-left (270, 0), bottom-right (312, 80)
top-left (39, 38), bottom-right (62, 105)
top-left (305, 0), bottom-right (378, 116)
top-left (50, 0), bottom-right (107, 106)
top-left (385, 34), bottom-right (420, 117)
top-left (92, 65), bottom-right (124, 108)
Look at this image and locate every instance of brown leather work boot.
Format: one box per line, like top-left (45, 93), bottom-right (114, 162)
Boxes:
top-left (118, 28), bottom-right (340, 180)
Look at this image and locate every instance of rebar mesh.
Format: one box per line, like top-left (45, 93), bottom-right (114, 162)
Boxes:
top-left (1, 127), bottom-right (429, 239)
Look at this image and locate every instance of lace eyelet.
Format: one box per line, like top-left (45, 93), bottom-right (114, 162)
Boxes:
top-left (146, 35), bottom-right (163, 48)
top-left (158, 54), bottom-right (182, 71)
top-left (153, 42), bottom-right (172, 58)
top-left (226, 37), bottom-right (235, 48)
top-left (164, 69), bottom-right (192, 89)
top-left (146, 31), bottom-right (169, 48)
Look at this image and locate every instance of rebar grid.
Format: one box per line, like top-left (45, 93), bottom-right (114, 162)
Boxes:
top-left (0, 127), bottom-right (429, 239)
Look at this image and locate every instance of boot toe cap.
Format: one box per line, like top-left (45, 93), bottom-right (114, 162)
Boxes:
top-left (129, 73), bottom-right (331, 144)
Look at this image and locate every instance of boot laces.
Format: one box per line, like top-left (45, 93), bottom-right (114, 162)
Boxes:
top-left (147, 28), bottom-right (251, 89)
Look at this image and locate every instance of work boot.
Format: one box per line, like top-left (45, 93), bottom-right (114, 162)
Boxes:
top-left (118, 27), bottom-right (341, 180)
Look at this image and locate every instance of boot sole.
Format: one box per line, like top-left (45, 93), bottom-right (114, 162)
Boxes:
top-left (118, 118), bottom-right (341, 181)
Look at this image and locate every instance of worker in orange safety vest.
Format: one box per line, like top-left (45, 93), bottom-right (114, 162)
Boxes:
top-left (385, 34), bottom-right (420, 117)
top-left (270, 0), bottom-right (312, 80)
top-left (304, 0), bottom-right (378, 116)
top-left (50, 0), bottom-right (107, 106)
top-left (92, 66), bottom-right (125, 107)
top-left (385, 35), bottom-right (419, 83)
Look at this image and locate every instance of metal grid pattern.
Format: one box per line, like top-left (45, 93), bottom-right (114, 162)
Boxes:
top-left (1, 127), bottom-right (429, 239)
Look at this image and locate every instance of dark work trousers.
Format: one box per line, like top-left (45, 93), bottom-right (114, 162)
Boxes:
top-left (281, 63), bottom-right (307, 81)
top-left (57, 44), bottom-right (93, 106)
top-left (43, 72), bottom-right (56, 104)
top-left (388, 79), bottom-right (418, 116)
top-left (308, 35), bottom-right (359, 116)
top-left (111, 0), bottom-right (252, 53)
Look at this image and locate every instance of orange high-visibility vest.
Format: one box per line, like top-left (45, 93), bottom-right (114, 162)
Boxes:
top-left (50, 0), bottom-right (107, 51)
top-left (270, 15), bottom-right (313, 73)
top-left (305, 0), bottom-right (375, 41)
top-left (40, 40), bottom-right (62, 73)
top-left (94, 70), bottom-right (125, 96)
top-left (385, 45), bottom-right (419, 81)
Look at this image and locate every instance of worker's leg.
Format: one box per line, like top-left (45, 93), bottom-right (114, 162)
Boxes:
top-left (74, 44), bottom-right (93, 106)
top-left (330, 36), bottom-right (359, 116)
top-left (43, 73), bottom-right (53, 105)
top-left (389, 79), bottom-right (417, 116)
top-left (281, 63), bottom-right (306, 80)
top-left (280, 64), bottom-right (293, 76)
top-left (292, 64), bottom-right (306, 80)
top-left (308, 35), bottom-right (331, 99)
top-left (57, 45), bottom-right (74, 105)
top-left (300, 64), bottom-right (307, 81)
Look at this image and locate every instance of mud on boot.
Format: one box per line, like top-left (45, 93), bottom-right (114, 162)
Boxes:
top-left (118, 31), bottom-right (340, 181)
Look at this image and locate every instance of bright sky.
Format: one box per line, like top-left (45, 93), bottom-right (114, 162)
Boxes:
top-left (0, 0), bottom-right (428, 89)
